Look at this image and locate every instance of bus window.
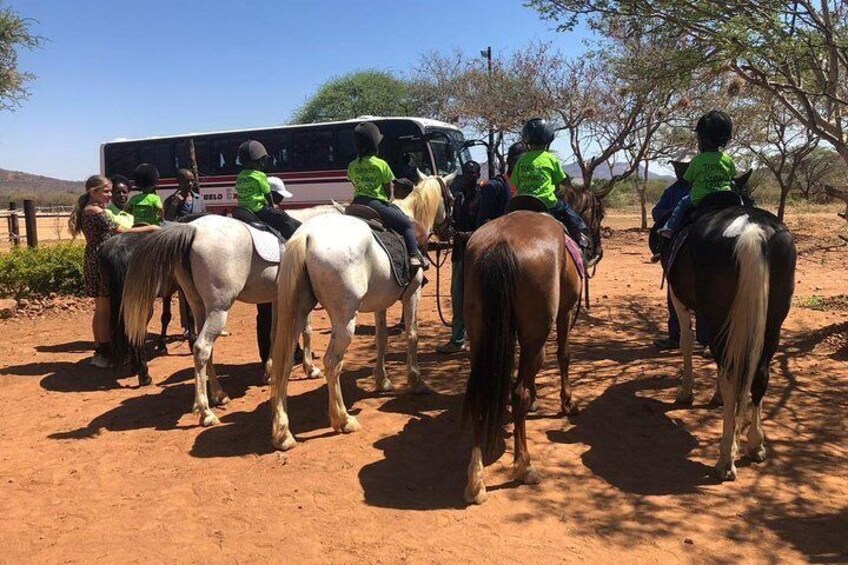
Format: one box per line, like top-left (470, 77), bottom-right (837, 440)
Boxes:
top-left (291, 130), bottom-right (335, 170)
top-left (139, 142), bottom-right (176, 177)
top-left (336, 127), bottom-right (357, 166)
top-left (428, 136), bottom-right (459, 175)
top-left (255, 134), bottom-right (290, 172)
top-left (210, 136), bottom-right (243, 174)
top-left (104, 143), bottom-right (138, 177)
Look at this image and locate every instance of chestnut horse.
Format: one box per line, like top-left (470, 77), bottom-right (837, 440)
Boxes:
top-left (462, 211), bottom-right (582, 504)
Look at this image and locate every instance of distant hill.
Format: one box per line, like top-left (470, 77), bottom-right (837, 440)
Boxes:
top-left (0, 169), bottom-right (83, 206)
top-left (564, 162), bottom-right (675, 182)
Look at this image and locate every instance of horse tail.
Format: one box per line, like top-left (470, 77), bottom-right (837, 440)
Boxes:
top-left (721, 223), bottom-right (769, 422)
top-left (269, 231), bottom-right (311, 390)
top-left (463, 241), bottom-right (519, 457)
top-left (123, 225), bottom-right (196, 348)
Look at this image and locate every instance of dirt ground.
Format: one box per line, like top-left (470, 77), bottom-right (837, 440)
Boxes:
top-left (1, 212), bottom-right (846, 564)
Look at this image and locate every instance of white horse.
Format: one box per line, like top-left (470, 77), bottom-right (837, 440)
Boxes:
top-left (268, 172), bottom-right (456, 451)
top-left (122, 206), bottom-right (338, 427)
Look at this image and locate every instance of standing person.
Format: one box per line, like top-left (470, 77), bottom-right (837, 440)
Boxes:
top-left (512, 118), bottom-right (593, 262)
top-left (348, 121), bottom-right (427, 270)
top-left (477, 141), bottom-right (527, 226)
top-left (651, 164), bottom-right (710, 353)
top-left (236, 140), bottom-right (301, 239)
top-left (68, 175), bottom-right (159, 367)
top-left (164, 168), bottom-right (206, 221)
top-left (107, 175), bottom-right (134, 229)
top-left (126, 163), bottom-right (164, 226)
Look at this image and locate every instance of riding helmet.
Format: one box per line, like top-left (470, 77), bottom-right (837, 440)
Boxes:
top-left (521, 118), bottom-right (556, 147)
top-left (353, 122), bottom-right (383, 156)
top-left (695, 110), bottom-right (733, 148)
top-left (238, 140), bottom-right (269, 164)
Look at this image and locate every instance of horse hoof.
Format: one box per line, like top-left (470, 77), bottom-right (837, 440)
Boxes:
top-left (464, 485), bottom-right (488, 505)
top-left (528, 400), bottom-right (539, 413)
top-left (341, 417), bottom-right (361, 434)
top-left (200, 412), bottom-right (220, 427)
top-left (375, 378), bottom-right (394, 393)
top-left (714, 461), bottom-right (737, 481)
top-left (561, 400), bottom-right (580, 416)
top-left (307, 368), bottom-right (324, 380)
top-left (747, 445), bottom-right (767, 463)
top-left (522, 466), bottom-right (541, 485)
top-left (272, 431), bottom-right (297, 452)
top-left (410, 382), bottom-right (431, 395)
top-left (212, 395), bottom-right (230, 407)
top-left (138, 375), bottom-right (152, 387)
top-left (674, 393), bottom-right (694, 406)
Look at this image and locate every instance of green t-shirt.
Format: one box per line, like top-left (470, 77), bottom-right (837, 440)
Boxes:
top-left (348, 156), bottom-right (394, 202)
top-left (126, 192), bottom-right (163, 226)
top-left (107, 203), bottom-right (134, 230)
top-left (684, 152), bottom-right (737, 205)
top-left (511, 150), bottom-right (566, 208)
top-left (236, 169), bottom-right (271, 213)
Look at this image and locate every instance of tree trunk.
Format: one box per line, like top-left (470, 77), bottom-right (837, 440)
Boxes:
top-left (777, 183), bottom-right (789, 222)
top-left (638, 186), bottom-right (648, 230)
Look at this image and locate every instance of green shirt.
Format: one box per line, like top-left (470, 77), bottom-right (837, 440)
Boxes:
top-left (511, 150), bottom-right (565, 209)
top-left (126, 192), bottom-right (163, 226)
top-left (107, 203), bottom-right (135, 230)
top-left (684, 152), bottom-right (737, 205)
top-left (348, 156), bottom-right (394, 202)
top-left (236, 169), bottom-right (271, 213)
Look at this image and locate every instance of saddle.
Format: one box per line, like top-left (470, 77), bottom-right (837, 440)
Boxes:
top-left (230, 208), bottom-right (284, 264)
top-left (230, 207), bottom-right (286, 244)
top-left (344, 204), bottom-right (412, 287)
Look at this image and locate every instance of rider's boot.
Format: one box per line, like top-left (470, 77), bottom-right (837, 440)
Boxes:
top-left (410, 252), bottom-right (429, 271)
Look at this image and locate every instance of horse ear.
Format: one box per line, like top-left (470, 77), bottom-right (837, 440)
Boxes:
top-left (735, 169), bottom-right (753, 191)
top-left (416, 168), bottom-right (428, 182)
top-left (443, 171), bottom-right (458, 187)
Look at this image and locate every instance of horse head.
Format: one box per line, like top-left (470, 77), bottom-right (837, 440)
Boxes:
top-left (400, 169), bottom-right (457, 241)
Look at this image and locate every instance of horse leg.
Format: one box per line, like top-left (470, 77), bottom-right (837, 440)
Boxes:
top-left (372, 310), bottom-right (392, 392)
top-left (512, 340), bottom-right (544, 485)
top-left (191, 308), bottom-right (228, 427)
top-left (557, 305), bottom-right (579, 416)
top-left (155, 292), bottom-right (172, 354)
top-left (464, 424), bottom-right (487, 505)
top-left (715, 368), bottom-right (739, 480)
top-left (206, 350), bottom-right (229, 407)
top-left (300, 311), bottom-right (323, 380)
top-left (325, 316), bottom-right (361, 433)
top-left (670, 290), bottom-right (695, 405)
top-left (133, 346), bottom-right (151, 387)
top-left (403, 289), bottom-right (428, 394)
top-left (745, 356), bottom-right (770, 462)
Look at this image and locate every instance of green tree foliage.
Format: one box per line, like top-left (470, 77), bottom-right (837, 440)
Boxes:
top-left (291, 71), bottom-right (425, 124)
top-left (0, 243), bottom-right (85, 299)
top-left (526, 0), bottom-right (848, 165)
top-left (0, 1), bottom-right (42, 111)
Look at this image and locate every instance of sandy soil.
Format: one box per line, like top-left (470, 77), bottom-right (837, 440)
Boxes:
top-left (0, 212), bottom-right (846, 564)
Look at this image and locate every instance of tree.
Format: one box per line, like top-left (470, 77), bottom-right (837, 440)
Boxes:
top-left (291, 71), bottom-right (425, 124)
top-left (795, 147), bottom-right (846, 199)
top-left (527, 0), bottom-right (848, 167)
top-left (0, 2), bottom-right (42, 111)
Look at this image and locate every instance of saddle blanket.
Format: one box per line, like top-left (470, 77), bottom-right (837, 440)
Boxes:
top-left (563, 232), bottom-right (586, 280)
top-left (373, 230), bottom-right (411, 287)
top-left (245, 224), bottom-right (282, 263)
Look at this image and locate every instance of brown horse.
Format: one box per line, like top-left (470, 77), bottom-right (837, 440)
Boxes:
top-left (565, 186), bottom-right (605, 266)
top-left (462, 211), bottom-right (582, 504)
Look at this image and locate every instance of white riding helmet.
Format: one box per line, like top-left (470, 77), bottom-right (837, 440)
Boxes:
top-left (268, 176), bottom-right (293, 199)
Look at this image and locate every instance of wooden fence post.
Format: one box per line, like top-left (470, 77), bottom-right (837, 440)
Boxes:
top-left (23, 199), bottom-right (38, 248)
top-left (7, 202), bottom-right (20, 247)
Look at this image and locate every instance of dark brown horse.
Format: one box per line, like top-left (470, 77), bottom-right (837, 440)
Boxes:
top-left (565, 186), bottom-right (605, 267)
top-left (462, 211), bottom-right (582, 504)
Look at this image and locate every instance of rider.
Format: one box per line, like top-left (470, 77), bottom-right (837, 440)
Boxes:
top-left (236, 139), bottom-right (301, 240)
top-left (348, 121), bottom-right (427, 270)
top-left (659, 110), bottom-right (737, 239)
top-left (511, 117), bottom-right (592, 262)
top-left (126, 163), bottom-right (164, 226)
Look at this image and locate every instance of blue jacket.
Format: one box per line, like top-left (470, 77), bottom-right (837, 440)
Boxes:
top-left (477, 174), bottom-right (511, 227)
top-left (652, 180), bottom-right (690, 223)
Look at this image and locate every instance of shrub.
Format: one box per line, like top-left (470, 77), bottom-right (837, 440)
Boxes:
top-left (0, 243), bottom-right (85, 299)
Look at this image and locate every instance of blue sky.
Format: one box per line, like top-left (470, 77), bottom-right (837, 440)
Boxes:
top-left (0, 0), bottom-right (591, 180)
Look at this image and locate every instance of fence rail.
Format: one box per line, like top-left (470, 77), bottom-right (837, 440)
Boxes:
top-left (1, 203), bottom-right (74, 249)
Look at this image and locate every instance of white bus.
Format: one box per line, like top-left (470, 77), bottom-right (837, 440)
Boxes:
top-left (101, 116), bottom-right (470, 212)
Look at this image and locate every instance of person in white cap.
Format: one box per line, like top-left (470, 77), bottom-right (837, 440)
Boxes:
top-left (268, 176), bottom-right (293, 205)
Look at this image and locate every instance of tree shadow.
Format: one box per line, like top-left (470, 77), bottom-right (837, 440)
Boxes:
top-left (548, 376), bottom-right (717, 495)
top-left (766, 508), bottom-right (848, 564)
top-left (0, 359), bottom-right (132, 392)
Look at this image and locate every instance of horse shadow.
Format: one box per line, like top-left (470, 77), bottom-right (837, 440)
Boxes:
top-left (47, 364), bottom-right (259, 440)
top-left (358, 391), bottom-right (471, 510)
top-left (34, 340), bottom-right (93, 354)
top-left (547, 376), bottom-right (718, 495)
top-left (0, 359), bottom-right (132, 393)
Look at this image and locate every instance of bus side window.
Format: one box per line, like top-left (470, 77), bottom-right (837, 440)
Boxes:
top-left (139, 143), bottom-right (176, 178)
top-left (336, 128), bottom-right (357, 166)
top-left (105, 143), bottom-right (139, 177)
top-left (255, 134), bottom-right (290, 172)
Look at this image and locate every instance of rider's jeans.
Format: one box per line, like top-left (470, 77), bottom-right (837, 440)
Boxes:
top-left (661, 195), bottom-right (692, 234)
top-left (449, 257), bottom-right (467, 344)
top-left (255, 206), bottom-right (302, 240)
top-left (550, 199), bottom-right (589, 242)
top-left (352, 196), bottom-right (420, 257)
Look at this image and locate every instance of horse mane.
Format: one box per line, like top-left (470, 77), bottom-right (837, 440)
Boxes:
top-left (394, 177), bottom-right (442, 230)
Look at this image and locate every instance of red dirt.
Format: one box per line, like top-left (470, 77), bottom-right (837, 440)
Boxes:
top-left (1, 212), bottom-right (846, 564)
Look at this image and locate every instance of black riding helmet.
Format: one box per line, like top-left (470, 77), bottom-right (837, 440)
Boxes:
top-left (353, 122), bottom-right (383, 156)
top-left (521, 118), bottom-right (555, 148)
top-left (238, 140), bottom-right (269, 166)
top-left (695, 110), bottom-right (733, 150)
